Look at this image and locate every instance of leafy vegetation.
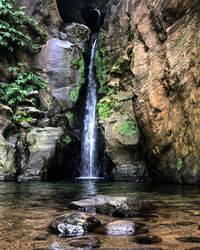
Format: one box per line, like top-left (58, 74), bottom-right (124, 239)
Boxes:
top-left (67, 112), bottom-right (74, 127)
top-left (120, 120), bottom-right (137, 137)
top-left (0, 63), bottom-right (46, 108)
top-left (0, 0), bottom-right (47, 52)
top-left (58, 135), bottom-right (72, 145)
top-left (110, 57), bottom-right (129, 75)
top-left (70, 53), bottom-right (85, 102)
top-left (95, 29), bottom-right (109, 95)
top-left (97, 98), bottom-right (120, 119)
top-left (177, 158), bottom-right (182, 170)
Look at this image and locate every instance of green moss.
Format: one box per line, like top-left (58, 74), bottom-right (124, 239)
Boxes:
top-left (67, 112), bottom-right (74, 127)
top-left (177, 158), bottom-right (182, 170)
top-left (95, 29), bottom-right (109, 95)
top-left (111, 57), bottom-right (130, 75)
top-left (58, 135), bottom-right (72, 145)
top-left (70, 52), bottom-right (85, 102)
top-left (120, 120), bottom-right (137, 137)
top-left (70, 87), bottom-right (79, 103)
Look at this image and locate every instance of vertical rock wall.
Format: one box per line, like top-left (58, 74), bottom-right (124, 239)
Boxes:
top-left (103, 0), bottom-right (200, 183)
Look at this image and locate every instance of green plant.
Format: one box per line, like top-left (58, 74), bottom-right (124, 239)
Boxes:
top-left (67, 112), bottom-right (74, 127)
top-left (177, 158), bottom-right (182, 170)
top-left (97, 98), bottom-right (120, 119)
top-left (110, 57), bottom-right (129, 75)
top-left (58, 135), bottom-right (72, 145)
top-left (120, 120), bottom-right (137, 137)
top-left (95, 29), bottom-right (109, 95)
top-left (13, 114), bottom-right (22, 123)
top-left (0, 62), bottom-right (46, 107)
top-left (70, 52), bottom-right (85, 102)
top-left (0, 0), bottom-right (47, 52)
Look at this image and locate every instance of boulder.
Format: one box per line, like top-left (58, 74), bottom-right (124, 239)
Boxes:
top-left (98, 91), bottom-right (146, 180)
top-left (63, 22), bottom-right (90, 50)
top-left (48, 212), bottom-right (101, 237)
top-left (0, 104), bottom-right (16, 180)
top-left (95, 220), bottom-right (136, 236)
top-left (71, 195), bottom-right (155, 217)
top-left (18, 127), bottom-right (64, 181)
top-left (68, 236), bottom-right (101, 248)
top-left (131, 234), bottom-right (163, 244)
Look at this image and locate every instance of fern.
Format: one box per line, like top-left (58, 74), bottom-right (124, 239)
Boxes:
top-left (0, 63), bottom-right (47, 108)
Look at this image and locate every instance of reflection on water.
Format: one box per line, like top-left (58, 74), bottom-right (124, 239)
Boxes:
top-left (0, 181), bottom-right (200, 249)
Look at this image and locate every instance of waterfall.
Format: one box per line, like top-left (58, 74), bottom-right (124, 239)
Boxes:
top-left (79, 36), bottom-right (99, 179)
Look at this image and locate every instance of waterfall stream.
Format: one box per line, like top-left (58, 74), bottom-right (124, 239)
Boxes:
top-left (79, 36), bottom-right (99, 179)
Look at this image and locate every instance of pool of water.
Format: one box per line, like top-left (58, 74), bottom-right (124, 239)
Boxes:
top-left (0, 180), bottom-right (200, 249)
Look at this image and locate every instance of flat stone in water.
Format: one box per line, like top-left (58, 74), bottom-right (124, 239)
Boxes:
top-left (71, 195), bottom-right (154, 217)
top-left (68, 236), bottom-right (101, 248)
top-left (95, 220), bottom-right (136, 236)
top-left (176, 237), bottom-right (200, 243)
top-left (131, 234), bottom-right (163, 244)
top-left (48, 212), bottom-right (101, 237)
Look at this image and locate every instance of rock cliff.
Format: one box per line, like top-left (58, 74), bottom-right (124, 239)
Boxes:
top-left (103, 0), bottom-right (200, 183)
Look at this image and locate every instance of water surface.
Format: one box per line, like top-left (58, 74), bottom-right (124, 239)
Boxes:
top-left (0, 180), bottom-right (200, 249)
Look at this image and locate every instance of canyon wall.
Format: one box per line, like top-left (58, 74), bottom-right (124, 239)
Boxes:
top-left (103, 0), bottom-right (200, 183)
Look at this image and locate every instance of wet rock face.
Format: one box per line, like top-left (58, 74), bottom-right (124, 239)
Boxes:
top-left (33, 23), bottom-right (90, 109)
top-left (18, 127), bottom-right (64, 181)
top-left (19, 0), bottom-right (62, 36)
top-left (0, 104), bottom-right (16, 180)
top-left (104, 0), bottom-right (200, 183)
top-left (48, 212), bottom-right (101, 237)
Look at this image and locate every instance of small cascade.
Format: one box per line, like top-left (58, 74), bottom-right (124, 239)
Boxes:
top-left (79, 35), bottom-right (99, 179)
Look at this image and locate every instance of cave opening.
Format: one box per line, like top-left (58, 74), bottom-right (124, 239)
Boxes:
top-left (56, 0), bottom-right (106, 32)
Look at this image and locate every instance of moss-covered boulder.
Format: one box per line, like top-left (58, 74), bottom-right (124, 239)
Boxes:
top-left (98, 92), bottom-right (146, 180)
top-left (18, 127), bottom-right (64, 181)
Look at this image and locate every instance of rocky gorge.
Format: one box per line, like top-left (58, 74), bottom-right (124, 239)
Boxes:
top-left (0, 0), bottom-right (200, 184)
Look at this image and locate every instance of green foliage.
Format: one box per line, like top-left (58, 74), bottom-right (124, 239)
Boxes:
top-left (120, 120), bottom-right (137, 137)
top-left (70, 53), bottom-right (85, 102)
top-left (58, 135), bottom-right (72, 145)
top-left (95, 29), bottom-right (109, 95)
top-left (97, 98), bottom-right (120, 119)
top-left (111, 57), bottom-right (129, 75)
top-left (177, 158), bottom-right (182, 170)
top-left (13, 114), bottom-right (21, 123)
top-left (0, 63), bottom-right (46, 108)
top-left (0, 0), bottom-right (47, 52)
top-left (67, 112), bottom-right (74, 127)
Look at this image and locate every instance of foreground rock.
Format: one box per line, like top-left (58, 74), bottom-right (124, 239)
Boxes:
top-left (71, 195), bottom-right (154, 217)
top-left (131, 234), bottom-right (163, 244)
top-left (68, 236), bottom-right (101, 248)
top-left (95, 220), bottom-right (136, 236)
top-left (48, 212), bottom-right (101, 237)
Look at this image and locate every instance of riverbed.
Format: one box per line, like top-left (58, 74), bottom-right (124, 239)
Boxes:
top-left (0, 180), bottom-right (200, 249)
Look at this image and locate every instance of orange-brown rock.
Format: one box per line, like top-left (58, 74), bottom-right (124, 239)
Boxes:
top-left (104, 0), bottom-right (200, 183)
